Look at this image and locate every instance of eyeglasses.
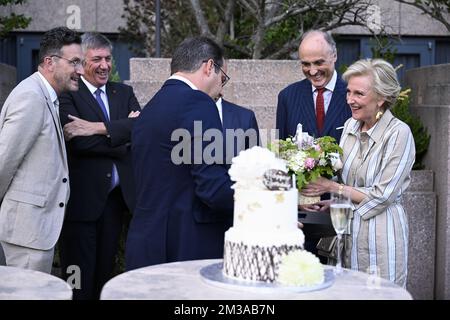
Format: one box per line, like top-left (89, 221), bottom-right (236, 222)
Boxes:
top-left (203, 60), bottom-right (230, 87)
top-left (213, 62), bottom-right (230, 87)
top-left (51, 55), bottom-right (83, 68)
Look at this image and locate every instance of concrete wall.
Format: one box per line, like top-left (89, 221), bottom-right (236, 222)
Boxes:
top-left (126, 58), bottom-right (304, 145)
top-left (406, 64), bottom-right (450, 300)
top-left (334, 0), bottom-right (449, 36)
top-left (1, 0), bottom-right (447, 36)
top-left (0, 63), bottom-right (16, 107)
top-left (0, 0), bottom-right (125, 33)
top-left (129, 58), bottom-right (438, 299)
top-left (403, 170), bottom-right (436, 299)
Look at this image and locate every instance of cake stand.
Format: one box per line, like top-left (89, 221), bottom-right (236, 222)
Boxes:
top-left (200, 262), bottom-right (334, 294)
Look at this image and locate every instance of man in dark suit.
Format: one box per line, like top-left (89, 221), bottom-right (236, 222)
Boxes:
top-left (58, 32), bottom-right (140, 299)
top-left (126, 37), bottom-right (233, 270)
top-left (215, 60), bottom-right (259, 164)
top-left (276, 30), bottom-right (352, 259)
top-left (276, 30), bottom-right (351, 143)
top-left (216, 94), bottom-right (260, 165)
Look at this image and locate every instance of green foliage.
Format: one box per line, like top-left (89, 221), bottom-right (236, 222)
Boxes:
top-left (109, 56), bottom-right (121, 82)
top-left (0, 0), bottom-right (31, 38)
top-left (119, 0), bottom-right (380, 59)
top-left (391, 89), bottom-right (430, 170)
top-left (370, 36), bottom-right (397, 64)
top-left (119, 0), bottom-right (198, 57)
top-left (113, 211), bottom-right (132, 275)
top-left (338, 64), bottom-right (349, 75)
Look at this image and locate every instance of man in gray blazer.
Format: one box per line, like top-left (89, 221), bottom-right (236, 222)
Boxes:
top-left (0, 27), bottom-right (84, 273)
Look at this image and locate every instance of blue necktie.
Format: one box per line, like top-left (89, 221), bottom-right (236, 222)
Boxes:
top-left (95, 89), bottom-right (110, 121)
top-left (95, 89), bottom-right (119, 190)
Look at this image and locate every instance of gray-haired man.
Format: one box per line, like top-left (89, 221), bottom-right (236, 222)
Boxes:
top-left (58, 32), bottom-right (140, 300)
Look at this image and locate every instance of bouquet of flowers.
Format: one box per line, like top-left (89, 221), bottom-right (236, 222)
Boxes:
top-left (270, 124), bottom-right (343, 203)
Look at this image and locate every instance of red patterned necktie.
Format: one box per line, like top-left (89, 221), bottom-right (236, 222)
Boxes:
top-left (316, 87), bottom-right (325, 134)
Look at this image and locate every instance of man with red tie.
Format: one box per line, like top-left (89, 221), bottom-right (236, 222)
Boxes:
top-left (276, 30), bottom-right (351, 143)
top-left (276, 30), bottom-right (352, 259)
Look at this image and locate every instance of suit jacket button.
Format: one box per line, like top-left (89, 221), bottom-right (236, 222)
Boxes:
top-left (106, 173), bottom-right (111, 178)
top-left (62, 178), bottom-right (68, 183)
top-left (59, 202), bottom-right (64, 208)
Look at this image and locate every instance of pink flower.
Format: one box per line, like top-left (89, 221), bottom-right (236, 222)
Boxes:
top-left (314, 144), bottom-right (321, 152)
top-left (304, 157), bottom-right (315, 170)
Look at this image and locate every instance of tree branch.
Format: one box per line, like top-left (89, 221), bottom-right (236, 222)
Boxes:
top-left (216, 0), bottom-right (236, 43)
top-left (237, 0), bottom-right (258, 18)
top-left (223, 39), bottom-right (252, 57)
top-left (189, 0), bottom-right (213, 37)
top-left (265, 5), bottom-right (311, 28)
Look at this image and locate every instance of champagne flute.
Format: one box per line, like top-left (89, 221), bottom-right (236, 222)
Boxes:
top-left (330, 191), bottom-right (352, 274)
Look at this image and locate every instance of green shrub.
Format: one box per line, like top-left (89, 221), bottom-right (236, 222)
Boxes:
top-left (109, 57), bottom-right (121, 82)
top-left (390, 88), bottom-right (430, 169)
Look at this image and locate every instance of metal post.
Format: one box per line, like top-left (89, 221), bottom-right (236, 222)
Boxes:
top-left (155, 0), bottom-right (161, 57)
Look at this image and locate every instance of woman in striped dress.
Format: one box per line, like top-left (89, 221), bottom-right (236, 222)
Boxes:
top-left (302, 58), bottom-right (415, 287)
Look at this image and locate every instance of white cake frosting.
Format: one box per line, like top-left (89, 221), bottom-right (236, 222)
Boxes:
top-left (229, 189), bottom-right (303, 246)
top-left (223, 147), bottom-right (305, 283)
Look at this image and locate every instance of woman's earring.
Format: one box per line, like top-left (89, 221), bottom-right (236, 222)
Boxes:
top-left (376, 111), bottom-right (384, 120)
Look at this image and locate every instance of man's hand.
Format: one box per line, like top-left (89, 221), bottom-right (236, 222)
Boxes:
top-left (63, 114), bottom-right (107, 141)
top-left (128, 110), bottom-right (140, 118)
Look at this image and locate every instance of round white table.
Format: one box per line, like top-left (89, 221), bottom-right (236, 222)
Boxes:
top-left (100, 259), bottom-right (412, 300)
top-left (0, 266), bottom-right (72, 300)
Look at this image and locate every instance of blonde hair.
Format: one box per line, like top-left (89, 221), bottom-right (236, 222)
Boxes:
top-left (342, 59), bottom-right (401, 110)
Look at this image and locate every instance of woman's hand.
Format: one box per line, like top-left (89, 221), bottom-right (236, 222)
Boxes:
top-left (301, 177), bottom-right (334, 197)
top-left (299, 200), bottom-right (331, 212)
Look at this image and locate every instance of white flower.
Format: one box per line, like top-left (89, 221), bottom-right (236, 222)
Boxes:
top-left (328, 152), bottom-right (343, 171)
top-left (286, 151), bottom-right (306, 173)
top-left (277, 250), bottom-right (324, 286)
top-left (229, 146), bottom-right (287, 190)
top-left (319, 158), bottom-right (327, 166)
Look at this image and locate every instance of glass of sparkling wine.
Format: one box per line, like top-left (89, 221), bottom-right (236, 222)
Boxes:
top-left (330, 191), bottom-right (352, 274)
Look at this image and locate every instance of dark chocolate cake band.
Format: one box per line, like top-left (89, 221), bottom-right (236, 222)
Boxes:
top-left (223, 240), bottom-right (303, 282)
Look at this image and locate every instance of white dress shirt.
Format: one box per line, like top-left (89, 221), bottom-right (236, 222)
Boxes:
top-left (81, 76), bottom-right (110, 118)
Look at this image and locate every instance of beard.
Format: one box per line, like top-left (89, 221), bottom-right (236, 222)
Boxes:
top-left (54, 69), bottom-right (79, 93)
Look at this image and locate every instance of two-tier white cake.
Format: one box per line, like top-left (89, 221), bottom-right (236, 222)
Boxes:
top-left (223, 147), bottom-right (305, 282)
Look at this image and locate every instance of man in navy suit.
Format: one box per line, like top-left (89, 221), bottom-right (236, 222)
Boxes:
top-left (58, 32), bottom-right (140, 299)
top-left (276, 30), bottom-right (351, 142)
top-left (216, 93), bottom-right (260, 164)
top-left (126, 37), bottom-right (234, 270)
top-left (276, 30), bottom-right (352, 259)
